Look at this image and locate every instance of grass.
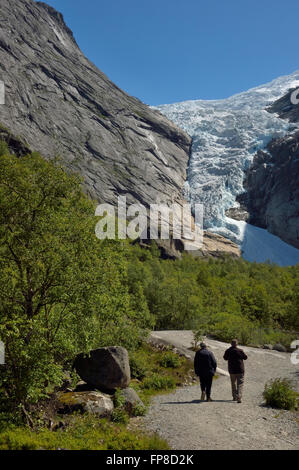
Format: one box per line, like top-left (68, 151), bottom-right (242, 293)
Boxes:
top-left (0, 342), bottom-right (195, 450)
top-left (0, 415), bottom-right (169, 450)
top-left (129, 343), bottom-right (197, 405)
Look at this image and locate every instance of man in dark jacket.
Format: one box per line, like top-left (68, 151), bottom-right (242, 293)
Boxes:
top-left (194, 342), bottom-right (217, 402)
top-left (223, 339), bottom-right (248, 403)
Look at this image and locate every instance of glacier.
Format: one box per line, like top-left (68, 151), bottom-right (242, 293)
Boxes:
top-left (155, 71), bottom-right (299, 265)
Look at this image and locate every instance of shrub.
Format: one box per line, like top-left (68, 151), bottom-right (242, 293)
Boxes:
top-left (141, 374), bottom-right (176, 391)
top-left (131, 402), bottom-right (147, 417)
top-left (209, 313), bottom-right (255, 345)
top-left (111, 408), bottom-right (129, 425)
top-left (263, 378), bottom-right (298, 410)
top-left (159, 352), bottom-right (181, 368)
top-left (113, 388), bottom-right (126, 409)
top-left (0, 141), bottom-right (9, 156)
top-left (129, 353), bottom-right (149, 380)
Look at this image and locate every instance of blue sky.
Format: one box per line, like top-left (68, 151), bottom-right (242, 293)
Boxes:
top-left (44, 0), bottom-right (299, 105)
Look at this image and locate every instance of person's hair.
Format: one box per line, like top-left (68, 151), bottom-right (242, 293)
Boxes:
top-left (200, 342), bottom-right (207, 348)
top-left (231, 339), bottom-right (238, 347)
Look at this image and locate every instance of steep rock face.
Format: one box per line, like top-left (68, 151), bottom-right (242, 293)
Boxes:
top-left (267, 88), bottom-right (299, 123)
top-left (0, 0), bottom-right (242, 259)
top-left (238, 130), bottom-right (299, 248)
top-left (0, 0), bottom-right (191, 209)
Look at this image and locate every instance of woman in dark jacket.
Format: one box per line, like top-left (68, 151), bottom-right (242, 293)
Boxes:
top-left (194, 342), bottom-right (217, 402)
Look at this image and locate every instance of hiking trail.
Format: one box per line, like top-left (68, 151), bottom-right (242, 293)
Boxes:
top-left (142, 331), bottom-right (299, 450)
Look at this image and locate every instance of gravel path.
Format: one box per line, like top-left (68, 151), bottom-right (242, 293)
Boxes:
top-left (143, 331), bottom-right (299, 450)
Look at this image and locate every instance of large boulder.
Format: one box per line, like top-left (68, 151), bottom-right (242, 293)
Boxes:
top-left (57, 391), bottom-right (114, 417)
top-left (74, 346), bottom-right (131, 391)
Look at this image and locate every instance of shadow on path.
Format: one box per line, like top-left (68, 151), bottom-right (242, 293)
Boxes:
top-left (161, 399), bottom-right (234, 405)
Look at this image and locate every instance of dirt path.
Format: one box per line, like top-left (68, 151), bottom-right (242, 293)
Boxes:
top-left (143, 331), bottom-right (299, 450)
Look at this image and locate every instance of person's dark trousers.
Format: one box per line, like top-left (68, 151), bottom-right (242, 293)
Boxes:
top-left (199, 373), bottom-right (213, 399)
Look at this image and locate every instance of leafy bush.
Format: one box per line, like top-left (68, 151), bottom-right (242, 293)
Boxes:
top-left (159, 351), bottom-right (181, 368)
top-left (129, 353), bottom-right (149, 380)
top-left (141, 374), bottom-right (176, 391)
top-left (113, 388), bottom-right (126, 409)
top-left (127, 244), bottom-right (299, 342)
top-left (0, 141), bottom-right (9, 156)
top-left (111, 408), bottom-right (129, 425)
top-left (263, 378), bottom-right (298, 410)
top-left (131, 402), bottom-right (147, 417)
top-left (209, 313), bottom-right (256, 345)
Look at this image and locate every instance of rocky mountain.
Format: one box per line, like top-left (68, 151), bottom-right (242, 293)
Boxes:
top-left (267, 88), bottom-right (299, 122)
top-left (238, 93), bottom-right (299, 249)
top-left (0, 0), bottom-right (191, 210)
top-left (156, 72), bottom-right (299, 265)
top-left (4, 0), bottom-right (297, 263)
top-left (0, 0), bottom-right (242, 259)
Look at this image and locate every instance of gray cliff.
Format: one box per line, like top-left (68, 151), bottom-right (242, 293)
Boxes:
top-left (237, 91), bottom-right (299, 249)
top-left (0, 0), bottom-right (191, 209)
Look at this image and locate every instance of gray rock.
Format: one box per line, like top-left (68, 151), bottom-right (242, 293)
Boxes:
top-left (0, 0), bottom-right (191, 215)
top-left (74, 381), bottom-right (96, 392)
top-left (267, 88), bottom-right (299, 123)
top-left (238, 120), bottom-right (299, 250)
top-left (74, 346), bottom-right (131, 391)
top-left (273, 343), bottom-right (287, 353)
top-left (0, 0), bottom-right (242, 260)
top-left (119, 387), bottom-right (145, 416)
top-left (263, 344), bottom-right (273, 350)
top-left (58, 391), bottom-right (114, 417)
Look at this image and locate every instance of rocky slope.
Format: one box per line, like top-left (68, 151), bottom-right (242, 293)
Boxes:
top-left (237, 92), bottom-right (299, 249)
top-left (267, 87), bottom-right (299, 122)
top-left (0, 0), bottom-right (191, 210)
top-left (0, 0), bottom-right (241, 258)
top-left (238, 130), bottom-right (299, 249)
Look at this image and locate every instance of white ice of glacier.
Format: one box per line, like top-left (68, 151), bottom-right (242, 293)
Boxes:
top-left (155, 71), bottom-right (299, 265)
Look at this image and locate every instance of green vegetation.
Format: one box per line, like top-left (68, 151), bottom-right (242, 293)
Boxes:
top-left (263, 378), bottom-right (298, 411)
top-left (127, 243), bottom-right (299, 347)
top-left (0, 142), bottom-right (298, 449)
top-left (159, 351), bottom-right (182, 368)
top-left (0, 415), bottom-right (169, 450)
top-left (0, 149), bottom-right (153, 414)
top-left (0, 342), bottom-right (191, 450)
top-left (142, 374), bottom-right (176, 391)
top-left (129, 343), bottom-right (196, 405)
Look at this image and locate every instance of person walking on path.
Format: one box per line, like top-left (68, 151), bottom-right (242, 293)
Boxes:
top-left (223, 339), bottom-right (248, 403)
top-left (194, 342), bottom-right (217, 402)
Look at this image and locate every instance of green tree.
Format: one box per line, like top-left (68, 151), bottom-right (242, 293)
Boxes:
top-left (0, 152), bottom-right (151, 411)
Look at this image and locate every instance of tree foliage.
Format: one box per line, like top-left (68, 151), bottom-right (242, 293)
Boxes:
top-left (0, 151), bottom-right (152, 408)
